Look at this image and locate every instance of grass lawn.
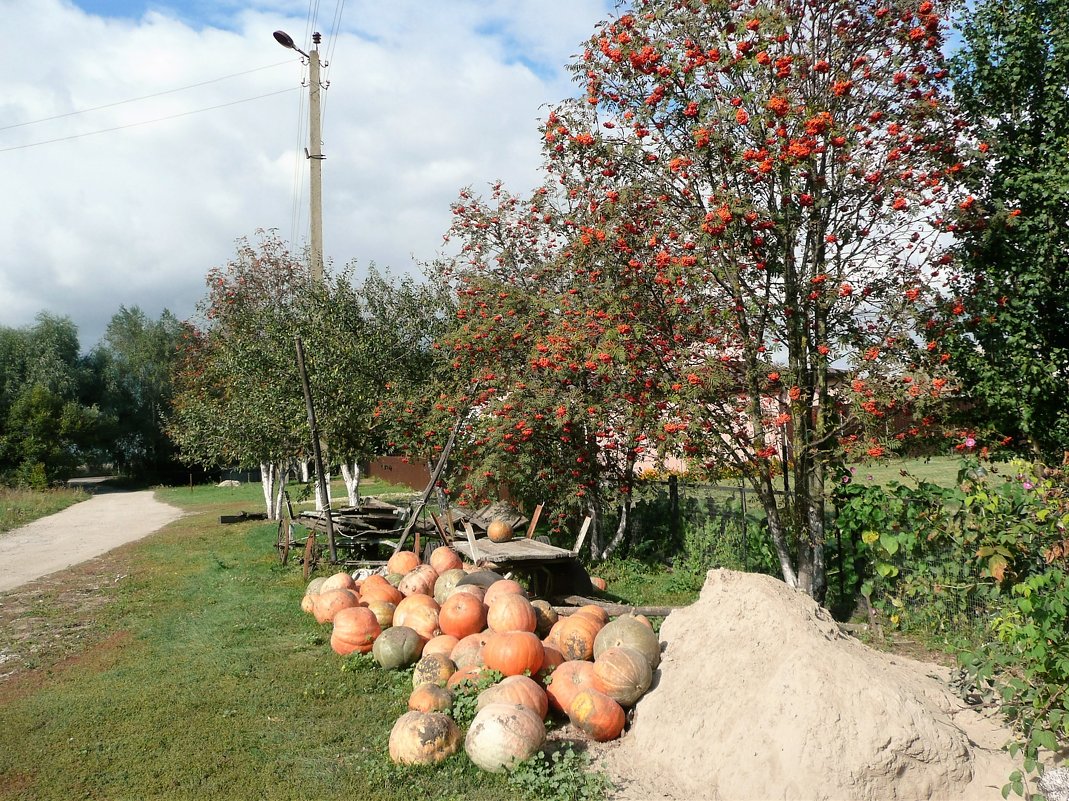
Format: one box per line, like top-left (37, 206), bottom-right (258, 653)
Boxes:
top-left (0, 486), bottom-right (89, 533)
top-left (847, 454), bottom-right (1014, 488)
top-left (0, 483), bottom-right (518, 801)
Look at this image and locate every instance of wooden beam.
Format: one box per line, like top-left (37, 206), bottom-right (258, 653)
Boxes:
top-left (524, 503), bottom-right (544, 539)
top-left (552, 596), bottom-right (679, 618)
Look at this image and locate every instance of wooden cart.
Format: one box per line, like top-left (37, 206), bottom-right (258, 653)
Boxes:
top-left (277, 494), bottom-right (418, 576)
top-left (449, 517), bottom-right (594, 599)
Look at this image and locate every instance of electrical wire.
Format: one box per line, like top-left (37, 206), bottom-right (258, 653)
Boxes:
top-left (0, 88), bottom-right (299, 154)
top-left (0, 62), bottom-right (292, 133)
top-left (320, 0), bottom-right (347, 131)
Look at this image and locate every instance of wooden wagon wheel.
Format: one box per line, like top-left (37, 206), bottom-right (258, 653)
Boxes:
top-left (276, 490), bottom-right (296, 565)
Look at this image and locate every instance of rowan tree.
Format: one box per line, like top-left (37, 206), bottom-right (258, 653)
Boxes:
top-left (404, 182), bottom-right (676, 552)
top-left (418, 0), bottom-right (977, 596)
top-left (548, 0), bottom-right (981, 596)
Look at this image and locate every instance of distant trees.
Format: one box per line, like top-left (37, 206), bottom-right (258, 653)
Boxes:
top-left (0, 314), bottom-right (106, 486)
top-left (94, 306), bottom-right (184, 479)
top-left (0, 308), bottom-right (186, 487)
top-left (168, 230), bottom-right (454, 518)
top-left (942, 0), bottom-right (1069, 462)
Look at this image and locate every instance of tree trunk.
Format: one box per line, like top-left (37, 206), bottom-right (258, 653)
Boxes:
top-left (599, 498), bottom-right (630, 560)
top-left (340, 462), bottom-right (360, 507)
top-left (260, 461), bottom-right (278, 520)
top-left (272, 463), bottom-right (291, 520)
top-left (300, 460), bottom-right (310, 482)
top-left (314, 467), bottom-right (331, 511)
top-left (753, 472), bottom-right (799, 589)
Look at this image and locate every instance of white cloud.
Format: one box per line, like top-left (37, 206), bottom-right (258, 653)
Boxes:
top-left (0, 0), bottom-right (610, 347)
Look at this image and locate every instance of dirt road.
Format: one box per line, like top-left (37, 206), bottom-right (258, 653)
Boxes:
top-left (0, 489), bottom-right (185, 593)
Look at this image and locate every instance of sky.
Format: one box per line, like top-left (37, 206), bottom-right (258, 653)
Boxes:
top-left (0, 0), bottom-right (613, 349)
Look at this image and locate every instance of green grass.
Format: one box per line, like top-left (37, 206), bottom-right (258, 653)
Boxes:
top-left (0, 485), bottom-right (89, 533)
top-left (0, 485), bottom-right (511, 801)
top-left (847, 455), bottom-right (1015, 488)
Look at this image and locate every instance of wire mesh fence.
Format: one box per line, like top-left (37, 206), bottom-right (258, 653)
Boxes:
top-left (627, 477), bottom-right (999, 635)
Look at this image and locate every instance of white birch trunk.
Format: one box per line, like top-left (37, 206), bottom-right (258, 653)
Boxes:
top-left (272, 464), bottom-right (290, 520)
top-left (300, 460), bottom-right (310, 482)
top-left (340, 462), bottom-right (360, 507)
top-left (314, 468), bottom-right (332, 511)
top-left (260, 461), bottom-right (277, 520)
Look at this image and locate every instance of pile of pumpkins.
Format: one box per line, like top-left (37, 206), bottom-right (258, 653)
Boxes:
top-left (300, 542), bottom-right (661, 772)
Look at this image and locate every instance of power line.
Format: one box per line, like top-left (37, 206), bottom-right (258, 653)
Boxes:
top-left (0, 61), bottom-right (293, 133)
top-left (0, 88), bottom-right (299, 154)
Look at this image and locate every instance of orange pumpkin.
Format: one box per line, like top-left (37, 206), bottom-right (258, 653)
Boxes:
top-left (590, 576), bottom-right (608, 592)
top-left (536, 645), bottom-right (565, 685)
top-left (409, 682), bottom-right (453, 714)
top-left (359, 580), bottom-right (403, 606)
top-left (422, 634), bottom-right (460, 659)
top-left (300, 594), bottom-right (317, 615)
top-left (483, 578), bottom-right (527, 606)
top-left (439, 592), bottom-right (488, 639)
top-left (568, 688), bottom-right (626, 741)
top-left (451, 632), bottom-right (492, 669)
top-left (387, 550), bottom-right (421, 575)
top-left (477, 674), bottom-right (549, 718)
top-left (360, 573), bottom-right (391, 591)
top-left (447, 664), bottom-right (487, 690)
top-left (557, 613), bottom-right (604, 661)
top-left (572, 604), bottom-right (610, 627)
top-left (396, 604), bottom-right (440, 641)
top-left (313, 588), bottom-right (362, 625)
top-left (486, 519), bottom-right (514, 543)
top-left (429, 546), bottom-right (463, 574)
top-left (483, 631), bottom-right (544, 677)
top-left (398, 564), bottom-right (439, 597)
top-left (330, 605), bottom-right (381, 655)
top-left (592, 646), bottom-right (653, 707)
top-left (487, 593), bottom-right (538, 634)
top-left (321, 571), bottom-right (357, 592)
top-left (394, 593), bottom-right (440, 621)
top-left (543, 618), bottom-right (566, 651)
top-left (545, 660), bottom-right (597, 714)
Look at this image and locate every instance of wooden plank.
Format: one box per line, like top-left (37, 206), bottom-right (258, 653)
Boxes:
top-left (452, 536), bottom-right (574, 562)
top-left (463, 521), bottom-right (480, 564)
top-left (553, 596), bottom-right (679, 617)
top-left (524, 503), bottom-right (544, 539)
top-left (571, 516), bottom-right (592, 556)
top-left (429, 511), bottom-right (451, 545)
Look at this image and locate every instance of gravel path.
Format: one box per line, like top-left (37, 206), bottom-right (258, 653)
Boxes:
top-left (0, 489), bottom-right (185, 593)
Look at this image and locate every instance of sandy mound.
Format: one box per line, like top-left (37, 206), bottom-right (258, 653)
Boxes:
top-left (594, 569), bottom-right (1018, 801)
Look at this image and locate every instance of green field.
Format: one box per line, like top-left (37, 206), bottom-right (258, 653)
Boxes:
top-left (0, 484), bottom-right (521, 801)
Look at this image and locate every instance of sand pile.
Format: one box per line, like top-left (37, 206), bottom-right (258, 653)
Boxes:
top-left (595, 569), bottom-right (1018, 801)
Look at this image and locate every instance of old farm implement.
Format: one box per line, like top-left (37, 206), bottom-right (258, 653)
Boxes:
top-left (282, 347), bottom-right (594, 596)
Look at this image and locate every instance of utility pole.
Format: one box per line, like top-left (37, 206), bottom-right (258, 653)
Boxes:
top-left (274, 29), bottom-right (331, 514)
top-left (307, 32), bottom-right (324, 282)
top-left (273, 29), bottom-right (326, 281)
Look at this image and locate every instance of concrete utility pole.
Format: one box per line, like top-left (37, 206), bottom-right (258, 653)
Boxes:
top-left (273, 29), bottom-right (326, 281)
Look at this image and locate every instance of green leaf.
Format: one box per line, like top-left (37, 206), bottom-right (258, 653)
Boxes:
top-left (879, 532), bottom-right (900, 556)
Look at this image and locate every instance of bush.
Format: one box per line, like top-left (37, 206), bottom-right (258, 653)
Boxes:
top-left (837, 458), bottom-right (1069, 795)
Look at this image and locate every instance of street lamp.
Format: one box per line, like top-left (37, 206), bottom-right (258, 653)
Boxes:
top-left (274, 30), bottom-right (325, 282)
